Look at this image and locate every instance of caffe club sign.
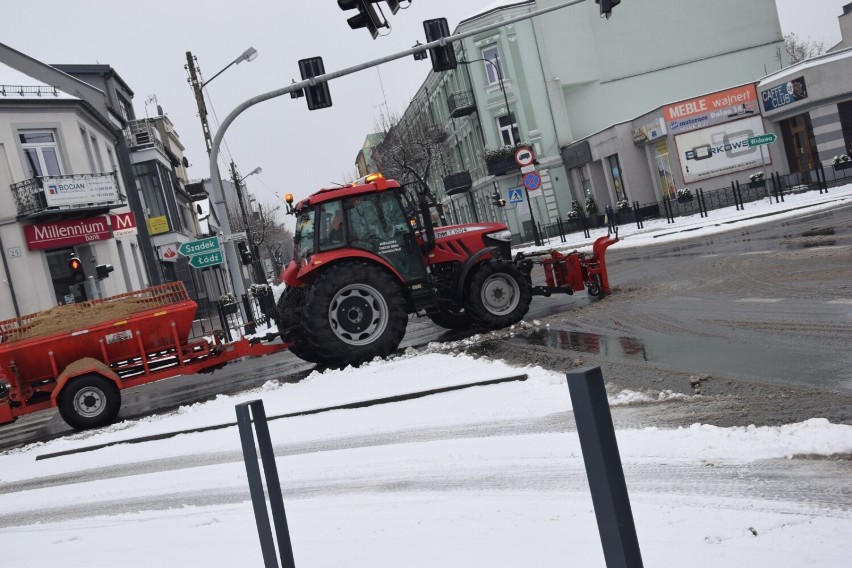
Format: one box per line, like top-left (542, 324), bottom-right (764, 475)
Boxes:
top-left (23, 213), bottom-right (138, 250)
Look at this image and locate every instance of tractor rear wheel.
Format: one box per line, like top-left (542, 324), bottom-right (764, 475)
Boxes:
top-left (275, 285), bottom-right (318, 362)
top-left (464, 260), bottom-right (532, 329)
top-left (57, 374), bottom-right (121, 430)
top-left (302, 261), bottom-right (408, 367)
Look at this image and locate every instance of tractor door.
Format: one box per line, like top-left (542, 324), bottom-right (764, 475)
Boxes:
top-left (344, 191), bottom-right (427, 283)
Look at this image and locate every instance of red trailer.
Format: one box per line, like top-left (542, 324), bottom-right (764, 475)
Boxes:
top-left (0, 282), bottom-right (286, 429)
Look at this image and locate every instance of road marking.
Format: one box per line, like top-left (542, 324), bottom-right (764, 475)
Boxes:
top-left (740, 250), bottom-right (773, 255)
top-left (827, 299), bottom-right (852, 305)
top-left (735, 298), bottom-right (783, 303)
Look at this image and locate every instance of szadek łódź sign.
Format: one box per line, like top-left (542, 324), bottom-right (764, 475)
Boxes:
top-left (178, 236), bottom-right (223, 268)
top-left (188, 250), bottom-right (224, 269)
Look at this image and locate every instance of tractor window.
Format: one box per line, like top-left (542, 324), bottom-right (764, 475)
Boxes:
top-left (318, 200), bottom-right (346, 251)
top-left (293, 208), bottom-right (316, 261)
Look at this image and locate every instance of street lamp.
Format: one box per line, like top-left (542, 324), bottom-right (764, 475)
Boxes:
top-left (185, 47), bottom-right (259, 300)
top-left (459, 55), bottom-right (542, 246)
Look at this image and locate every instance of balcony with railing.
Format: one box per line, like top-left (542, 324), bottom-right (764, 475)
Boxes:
top-left (10, 171), bottom-right (125, 218)
top-left (443, 171), bottom-right (473, 196)
top-left (447, 90), bottom-right (476, 118)
top-left (125, 119), bottom-right (164, 151)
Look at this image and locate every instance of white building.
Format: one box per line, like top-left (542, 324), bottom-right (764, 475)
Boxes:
top-left (0, 62), bottom-right (145, 319)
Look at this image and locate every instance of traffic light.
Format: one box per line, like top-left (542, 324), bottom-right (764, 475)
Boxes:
top-left (491, 190), bottom-right (506, 207)
top-left (596, 0), bottom-right (621, 19)
top-left (338, 0), bottom-right (383, 39)
top-left (96, 264), bottom-right (114, 279)
top-left (237, 241), bottom-right (253, 266)
top-left (68, 254), bottom-right (85, 283)
top-left (298, 57), bottom-right (332, 110)
top-left (423, 18), bottom-right (457, 72)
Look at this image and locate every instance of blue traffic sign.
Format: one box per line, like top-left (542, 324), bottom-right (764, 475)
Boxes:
top-left (523, 172), bottom-right (542, 191)
top-left (508, 188), bottom-right (523, 204)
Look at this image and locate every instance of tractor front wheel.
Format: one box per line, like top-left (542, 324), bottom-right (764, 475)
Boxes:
top-left (465, 260), bottom-right (532, 329)
top-left (275, 285), bottom-right (318, 362)
top-left (302, 262), bottom-right (408, 367)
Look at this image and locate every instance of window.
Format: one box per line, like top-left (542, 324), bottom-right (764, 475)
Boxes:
top-left (20, 131), bottom-right (63, 178)
top-left (481, 46), bottom-right (503, 85)
top-left (607, 154), bottom-right (627, 201)
top-left (293, 208), bottom-right (316, 261)
top-left (318, 200), bottom-right (346, 250)
top-left (90, 134), bottom-right (105, 172)
top-left (497, 114), bottom-right (520, 146)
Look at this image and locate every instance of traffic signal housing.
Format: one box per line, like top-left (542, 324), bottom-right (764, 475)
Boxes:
top-left (596, 0), bottom-right (621, 19)
top-left (237, 241), bottom-right (253, 266)
top-left (96, 264), bottom-right (114, 279)
top-left (491, 190), bottom-right (506, 207)
top-left (338, 0), bottom-right (382, 39)
top-left (423, 18), bottom-right (457, 72)
top-left (298, 57), bottom-right (332, 110)
top-left (68, 254), bottom-right (85, 283)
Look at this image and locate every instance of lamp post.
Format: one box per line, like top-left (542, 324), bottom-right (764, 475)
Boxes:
top-left (185, 47), bottom-right (258, 300)
top-left (231, 163), bottom-right (266, 284)
top-left (459, 56), bottom-right (541, 245)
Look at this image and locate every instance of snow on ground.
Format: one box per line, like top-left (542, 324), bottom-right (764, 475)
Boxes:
top-left (1, 185), bottom-right (851, 567)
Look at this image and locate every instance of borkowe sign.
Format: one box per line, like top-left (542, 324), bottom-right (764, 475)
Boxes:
top-left (24, 216), bottom-right (112, 250)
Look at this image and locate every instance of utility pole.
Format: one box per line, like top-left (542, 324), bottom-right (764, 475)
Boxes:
top-left (230, 161), bottom-right (266, 284)
top-left (186, 50), bottom-right (246, 300)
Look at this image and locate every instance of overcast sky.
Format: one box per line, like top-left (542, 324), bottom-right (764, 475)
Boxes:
top-left (1, 0), bottom-right (848, 218)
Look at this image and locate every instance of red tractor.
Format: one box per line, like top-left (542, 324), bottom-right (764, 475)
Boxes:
top-left (276, 174), bottom-right (617, 367)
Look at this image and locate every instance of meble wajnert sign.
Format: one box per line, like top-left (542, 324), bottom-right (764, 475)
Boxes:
top-left (43, 175), bottom-right (119, 207)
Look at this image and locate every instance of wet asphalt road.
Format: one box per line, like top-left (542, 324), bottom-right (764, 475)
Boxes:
top-left (2, 202), bottom-right (850, 449)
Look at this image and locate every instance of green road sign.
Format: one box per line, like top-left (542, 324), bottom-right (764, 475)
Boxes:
top-left (747, 133), bottom-right (777, 147)
top-left (188, 250), bottom-right (223, 269)
top-left (178, 236), bottom-right (220, 257)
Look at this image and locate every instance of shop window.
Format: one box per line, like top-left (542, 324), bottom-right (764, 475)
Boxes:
top-left (607, 154), bottom-right (627, 201)
top-left (47, 247), bottom-right (87, 304)
top-left (838, 100), bottom-right (852, 153)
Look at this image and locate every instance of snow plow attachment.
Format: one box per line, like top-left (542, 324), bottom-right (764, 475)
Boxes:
top-left (515, 234), bottom-right (619, 297)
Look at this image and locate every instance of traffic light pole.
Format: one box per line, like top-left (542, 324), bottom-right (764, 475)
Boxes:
top-left (207, 0), bottom-right (587, 231)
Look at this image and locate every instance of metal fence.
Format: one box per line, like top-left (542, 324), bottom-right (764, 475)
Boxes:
top-left (532, 167), bottom-right (841, 247)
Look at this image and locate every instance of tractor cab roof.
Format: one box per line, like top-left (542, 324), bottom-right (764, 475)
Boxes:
top-left (291, 173), bottom-right (401, 211)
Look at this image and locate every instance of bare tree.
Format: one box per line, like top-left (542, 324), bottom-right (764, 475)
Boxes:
top-left (370, 107), bottom-right (450, 219)
top-left (227, 199), bottom-right (293, 279)
top-left (784, 32), bottom-right (826, 64)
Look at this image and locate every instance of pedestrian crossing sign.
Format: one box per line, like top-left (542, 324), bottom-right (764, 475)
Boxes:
top-left (508, 188), bottom-right (523, 204)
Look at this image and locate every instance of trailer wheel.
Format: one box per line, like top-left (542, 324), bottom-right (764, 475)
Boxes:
top-left (587, 275), bottom-right (603, 297)
top-left (275, 285), bottom-right (318, 363)
top-left (427, 307), bottom-right (474, 330)
top-left (465, 260), bottom-right (532, 329)
top-left (57, 374), bottom-right (121, 430)
top-left (303, 261), bottom-right (408, 367)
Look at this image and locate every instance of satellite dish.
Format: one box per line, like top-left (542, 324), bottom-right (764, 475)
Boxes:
top-left (157, 104), bottom-right (164, 116)
top-left (182, 157), bottom-right (190, 168)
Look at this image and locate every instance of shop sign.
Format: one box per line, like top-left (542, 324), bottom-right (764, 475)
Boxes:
top-left (632, 118), bottom-right (667, 145)
top-left (159, 244), bottom-right (179, 263)
top-left (23, 216), bottom-right (112, 250)
top-left (761, 77), bottom-right (808, 112)
top-left (43, 174), bottom-right (119, 208)
top-left (675, 116), bottom-right (770, 183)
top-left (147, 215), bottom-right (170, 236)
top-left (561, 140), bottom-right (592, 169)
top-left (110, 212), bottom-right (138, 238)
top-left (664, 84), bottom-right (759, 134)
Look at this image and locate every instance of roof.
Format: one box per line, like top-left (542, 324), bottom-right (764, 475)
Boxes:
top-left (0, 61), bottom-right (78, 100)
top-left (758, 47), bottom-right (852, 86)
top-left (52, 64), bottom-right (134, 96)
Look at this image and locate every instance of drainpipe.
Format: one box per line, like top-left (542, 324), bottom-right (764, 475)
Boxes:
top-left (0, 233), bottom-right (21, 318)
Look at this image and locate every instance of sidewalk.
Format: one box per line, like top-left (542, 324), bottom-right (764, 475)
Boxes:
top-left (516, 182), bottom-right (852, 255)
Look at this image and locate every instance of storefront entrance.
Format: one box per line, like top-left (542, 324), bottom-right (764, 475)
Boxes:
top-left (781, 114), bottom-right (817, 183)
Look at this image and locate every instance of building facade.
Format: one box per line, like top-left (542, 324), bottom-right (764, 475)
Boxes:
top-left (371, 0), bottom-right (788, 242)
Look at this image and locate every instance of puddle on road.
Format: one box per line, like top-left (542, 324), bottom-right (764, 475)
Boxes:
top-left (519, 328), bottom-right (848, 388)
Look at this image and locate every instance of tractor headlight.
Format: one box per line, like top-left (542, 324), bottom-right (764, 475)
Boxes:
top-left (484, 230), bottom-right (513, 259)
top-left (486, 230), bottom-right (512, 242)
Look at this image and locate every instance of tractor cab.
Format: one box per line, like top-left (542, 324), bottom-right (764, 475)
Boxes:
top-left (285, 174), bottom-right (428, 285)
